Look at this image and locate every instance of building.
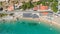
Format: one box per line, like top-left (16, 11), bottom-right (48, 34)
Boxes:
top-left (33, 4), bottom-right (49, 11)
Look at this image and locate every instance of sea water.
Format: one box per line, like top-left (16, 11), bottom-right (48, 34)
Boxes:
top-left (0, 19), bottom-right (60, 34)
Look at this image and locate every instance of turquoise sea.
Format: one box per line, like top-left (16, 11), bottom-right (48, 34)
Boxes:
top-left (0, 19), bottom-right (60, 34)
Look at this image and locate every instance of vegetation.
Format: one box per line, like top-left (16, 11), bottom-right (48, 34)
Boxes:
top-left (21, 1), bottom-right (48, 10)
top-left (21, 1), bottom-right (34, 10)
top-left (21, 0), bottom-right (51, 10)
top-left (36, 1), bottom-right (41, 5)
top-left (0, 13), bottom-right (8, 17)
top-left (0, 0), bottom-right (57, 13)
top-left (51, 0), bottom-right (58, 13)
top-left (0, 2), bottom-right (2, 6)
top-left (51, 1), bottom-right (58, 13)
top-left (21, 0), bottom-right (58, 13)
top-left (20, 2), bottom-right (27, 10)
top-left (44, 0), bottom-right (58, 13)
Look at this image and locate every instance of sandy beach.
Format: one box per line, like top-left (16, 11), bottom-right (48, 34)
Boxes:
top-left (19, 17), bottom-right (60, 29)
top-left (0, 15), bottom-right (60, 29)
top-left (39, 17), bottom-right (60, 29)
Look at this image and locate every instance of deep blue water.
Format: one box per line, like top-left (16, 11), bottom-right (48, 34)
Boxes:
top-left (0, 19), bottom-right (60, 34)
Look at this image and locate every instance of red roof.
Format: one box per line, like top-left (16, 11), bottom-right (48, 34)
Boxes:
top-left (39, 5), bottom-right (48, 10)
top-left (33, 4), bottom-right (48, 11)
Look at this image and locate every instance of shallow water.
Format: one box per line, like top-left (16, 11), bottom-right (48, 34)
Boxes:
top-left (0, 19), bottom-right (60, 34)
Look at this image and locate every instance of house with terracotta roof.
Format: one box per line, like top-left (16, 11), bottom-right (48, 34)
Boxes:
top-left (33, 4), bottom-right (49, 11)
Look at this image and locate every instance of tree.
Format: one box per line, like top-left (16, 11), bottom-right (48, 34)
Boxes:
top-left (21, 2), bottom-right (27, 10)
top-left (51, 1), bottom-right (58, 13)
top-left (21, 1), bottom-right (34, 10)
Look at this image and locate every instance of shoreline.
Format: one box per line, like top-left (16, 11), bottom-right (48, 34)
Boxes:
top-left (0, 16), bottom-right (60, 29)
top-left (20, 17), bottom-right (60, 29)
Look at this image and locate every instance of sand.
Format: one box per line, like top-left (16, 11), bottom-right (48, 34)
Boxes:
top-left (19, 17), bottom-right (60, 29)
top-left (0, 16), bottom-right (60, 29)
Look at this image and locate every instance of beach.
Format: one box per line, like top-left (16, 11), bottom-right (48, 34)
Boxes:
top-left (0, 13), bottom-right (60, 29)
top-left (19, 17), bottom-right (60, 29)
top-left (0, 15), bottom-right (60, 34)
